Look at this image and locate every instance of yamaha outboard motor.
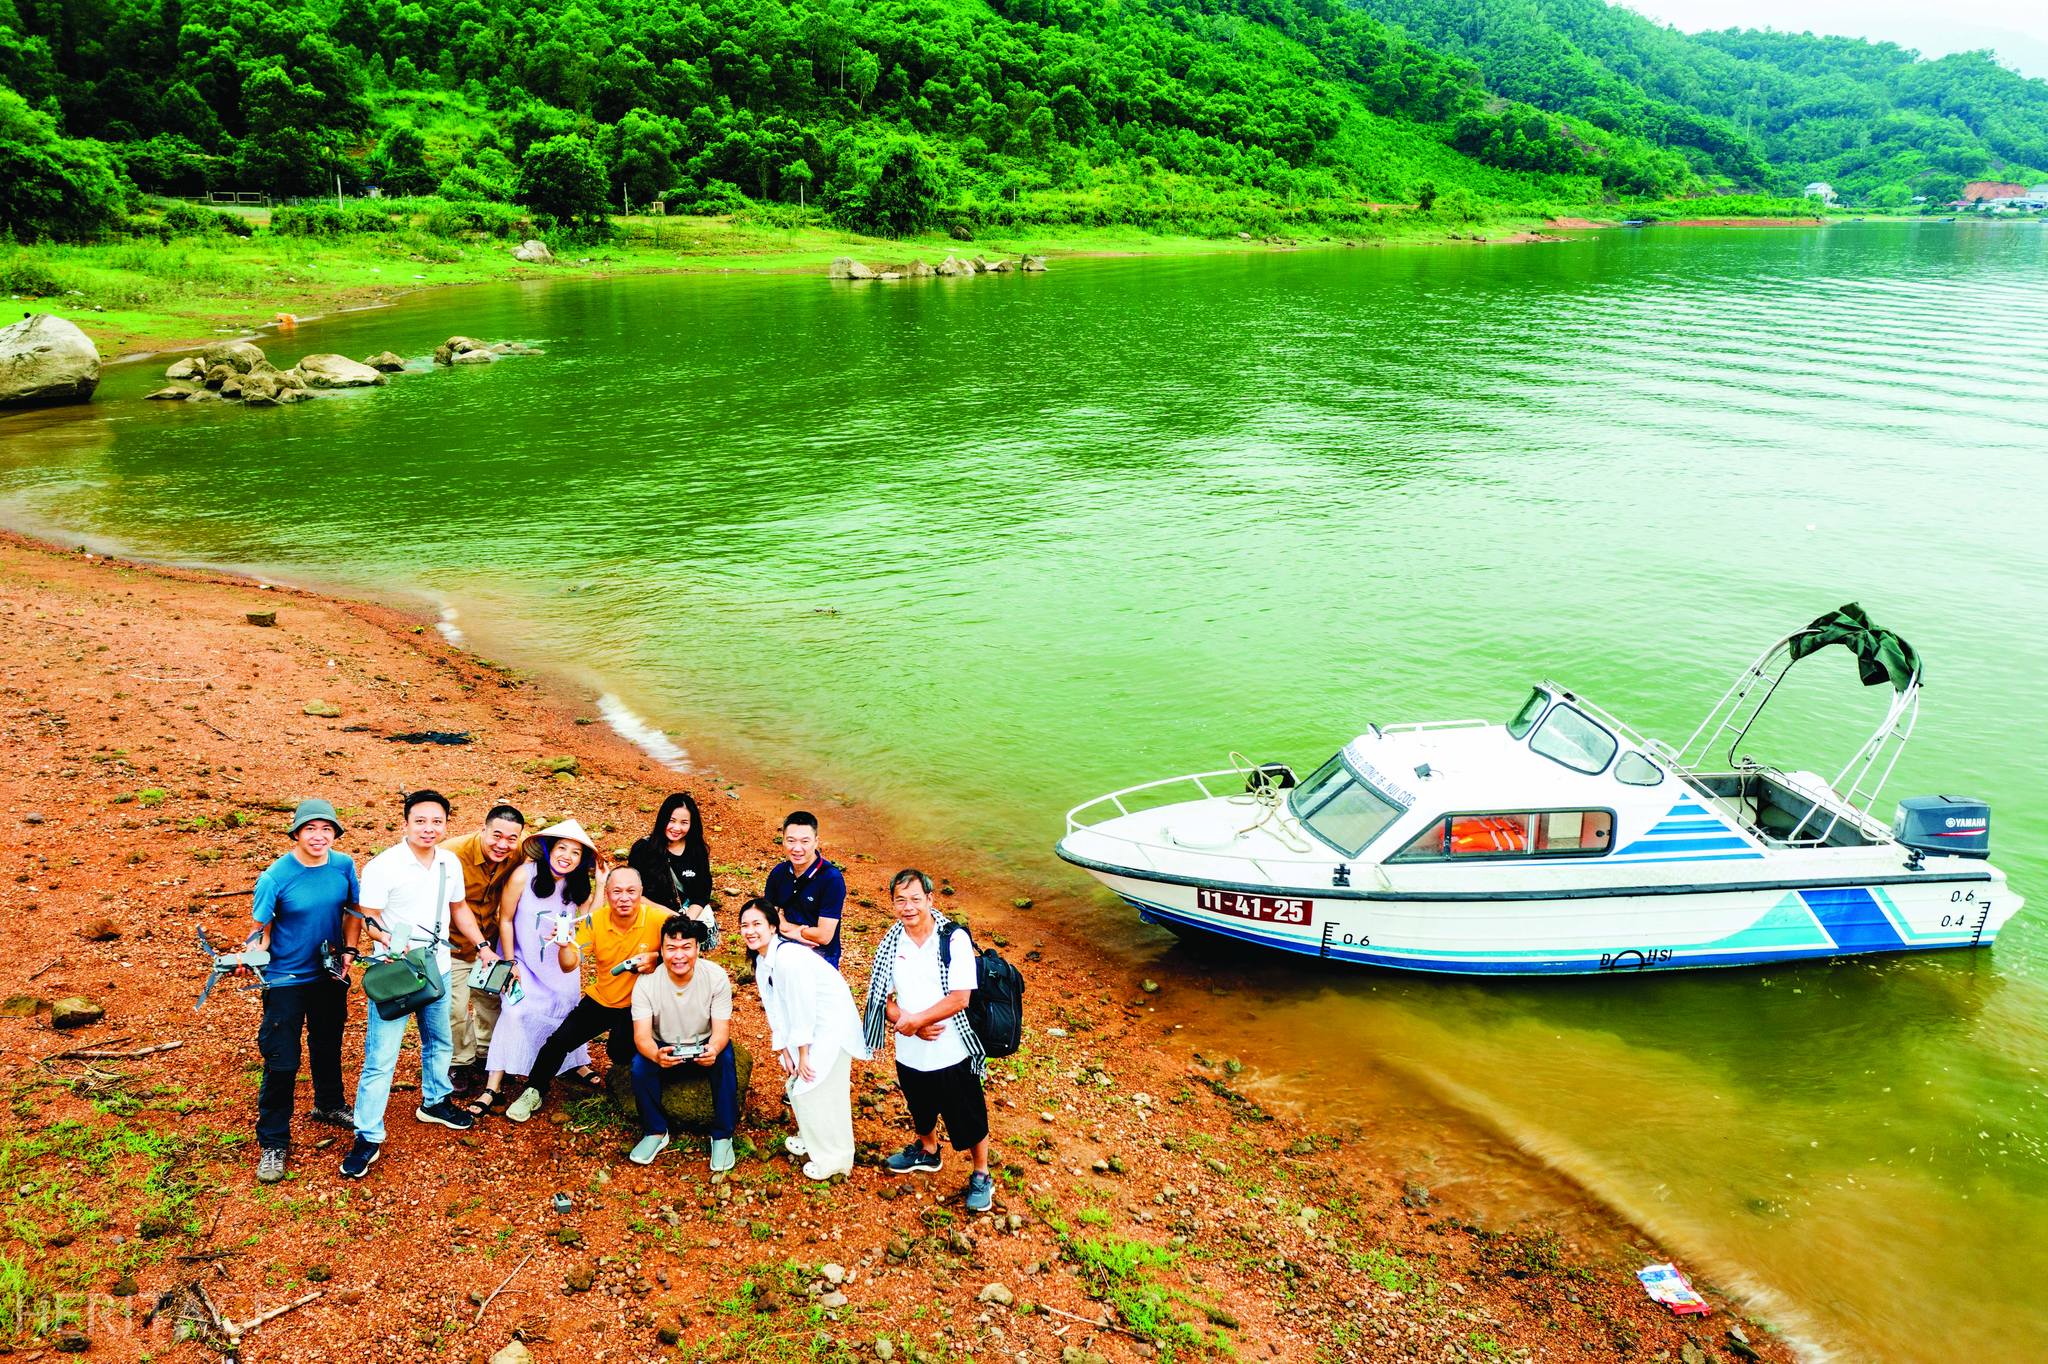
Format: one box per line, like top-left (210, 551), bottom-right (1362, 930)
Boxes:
top-left (1893, 795), bottom-right (1991, 859)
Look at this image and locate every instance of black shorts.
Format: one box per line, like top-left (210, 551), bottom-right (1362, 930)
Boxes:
top-left (896, 1058), bottom-right (988, 1149)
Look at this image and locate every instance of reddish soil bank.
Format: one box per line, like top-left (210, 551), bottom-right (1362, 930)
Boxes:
top-left (0, 532), bottom-right (1794, 1363)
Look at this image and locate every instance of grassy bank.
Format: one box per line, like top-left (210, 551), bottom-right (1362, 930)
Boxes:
top-left (1, 192), bottom-right (1815, 358)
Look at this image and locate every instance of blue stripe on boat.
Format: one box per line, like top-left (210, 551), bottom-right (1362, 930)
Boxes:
top-left (1799, 886), bottom-right (1905, 953)
top-left (1605, 851), bottom-right (1766, 863)
top-left (1614, 835), bottom-right (1754, 855)
top-left (1648, 819), bottom-right (1733, 834)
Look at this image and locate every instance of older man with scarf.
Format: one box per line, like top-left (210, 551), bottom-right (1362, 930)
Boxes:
top-left (861, 868), bottom-right (993, 1213)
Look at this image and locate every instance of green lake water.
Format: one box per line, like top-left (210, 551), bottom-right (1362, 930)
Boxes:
top-left (5, 223), bottom-right (2045, 1359)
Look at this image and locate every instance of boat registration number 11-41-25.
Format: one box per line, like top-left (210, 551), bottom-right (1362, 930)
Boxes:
top-left (1196, 888), bottom-right (1315, 925)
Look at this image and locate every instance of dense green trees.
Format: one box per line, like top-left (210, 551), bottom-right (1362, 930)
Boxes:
top-left (1355, 0), bottom-right (2048, 202)
top-left (0, 86), bottom-right (125, 240)
top-left (2, 0), bottom-right (2042, 241)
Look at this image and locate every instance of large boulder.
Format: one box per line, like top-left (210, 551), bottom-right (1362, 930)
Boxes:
top-left (512, 239), bottom-right (554, 264)
top-left (906, 260), bottom-right (935, 278)
top-left (202, 363), bottom-right (235, 390)
top-left (164, 357), bottom-right (205, 382)
top-left (935, 256), bottom-right (965, 277)
top-left (827, 256), bottom-right (877, 280)
top-left (200, 340), bottom-right (265, 373)
top-left (0, 314), bottom-right (100, 408)
top-left (1021, 255), bottom-right (1048, 273)
top-left (361, 351), bottom-right (407, 373)
top-left (218, 373), bottom-right (245, 400)
top-left (605, 1040), bottom-right (753, 1133)
top-left (240, 371), bottom-right (284, 403)
top-left (450, 348), bottom-right (497, 365)
top-left (144, 386), bottom-right (196, 401)
top-left (294, 353), bottom-right (387, 388)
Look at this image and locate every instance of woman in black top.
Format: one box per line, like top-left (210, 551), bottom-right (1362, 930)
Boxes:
top-left (628, 792), bottom-right (717, 946)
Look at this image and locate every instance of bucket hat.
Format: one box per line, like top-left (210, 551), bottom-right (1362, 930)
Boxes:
top-left (288, 798), bottom-right (345, 837)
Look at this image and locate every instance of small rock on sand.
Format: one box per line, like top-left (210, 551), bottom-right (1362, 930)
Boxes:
top-left (49, 997), bottom-right (104, 1029)
top-left (302, 699), bottom-right (342, 717)
top-left (247, 611), bottom-right (277, 627)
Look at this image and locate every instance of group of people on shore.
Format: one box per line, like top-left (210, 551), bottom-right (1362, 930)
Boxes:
top-left (249, 792), bottom-right (997, 1212)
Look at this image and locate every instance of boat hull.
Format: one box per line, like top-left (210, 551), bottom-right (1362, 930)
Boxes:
top-left (1060, 853), bottom-right (2017, 976)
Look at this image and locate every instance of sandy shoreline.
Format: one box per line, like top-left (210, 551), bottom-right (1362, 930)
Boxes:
top-left (0, 530), bottom-right (1799, 1361)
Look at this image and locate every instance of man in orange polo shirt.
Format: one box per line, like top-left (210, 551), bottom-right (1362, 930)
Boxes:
top-left (504, 865), bottom-right (668, 1124)
top-left (441, 803), bottom-right (525, 1093)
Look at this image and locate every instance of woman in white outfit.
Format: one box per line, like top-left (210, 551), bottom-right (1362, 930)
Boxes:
top-left (738, 897), bottom-right (869, 1180)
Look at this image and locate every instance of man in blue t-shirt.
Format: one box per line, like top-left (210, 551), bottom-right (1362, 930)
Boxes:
top-left (765, 810), bottom-right (846, 969)
top-left (250, 798), bottom-right (363, 1184)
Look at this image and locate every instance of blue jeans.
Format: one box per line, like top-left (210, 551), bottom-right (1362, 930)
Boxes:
top-left (630, 1047), bottom-right (738, 1140)
top-left (352, 995), bottom-right (453, 1144)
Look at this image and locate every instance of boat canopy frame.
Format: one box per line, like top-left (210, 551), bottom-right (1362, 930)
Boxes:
top-left (1670, 605), bottom-right (1922, 847)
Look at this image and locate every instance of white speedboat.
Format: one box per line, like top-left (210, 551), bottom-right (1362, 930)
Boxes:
top-left (1056, 606), bottom-right (2020, 975)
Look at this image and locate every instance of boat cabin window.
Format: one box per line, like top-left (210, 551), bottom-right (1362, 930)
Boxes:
top-left (1614, 751), bottom-right (1664, 786)
top-left (1288, 755), bottom-right (1406, 857)
top-left (1507, 688), bottom-right (1549, 739)
top-left (1393, 809), bottom-right (1615, 861)
top-left (1528, 704), bottom-right (1618, 775)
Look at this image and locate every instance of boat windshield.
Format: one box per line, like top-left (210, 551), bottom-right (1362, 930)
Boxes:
top-left (1288, 754), bottom-right (1406, 856)
top-left (1507, 688), bottom-right (1550, 739)
top-left (1529, 703), bottom-right (1619, 775)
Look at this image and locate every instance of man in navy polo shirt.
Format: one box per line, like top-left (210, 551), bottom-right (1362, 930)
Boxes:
top-left (765, 810), bottom-right (846, 970)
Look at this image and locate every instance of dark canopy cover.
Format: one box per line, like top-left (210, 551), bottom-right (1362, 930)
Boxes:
top-left (1789, 603), bottom-right (1921, 691)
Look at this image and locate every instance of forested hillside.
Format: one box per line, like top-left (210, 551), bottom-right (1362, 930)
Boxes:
top-left (1, 0), bottom-right (1726, 240)
top-left (1356, 0), bottom-right (2048, 203)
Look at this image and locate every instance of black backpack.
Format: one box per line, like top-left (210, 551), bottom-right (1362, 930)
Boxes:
top-left (942, 923), bottom-right (1025, 1059)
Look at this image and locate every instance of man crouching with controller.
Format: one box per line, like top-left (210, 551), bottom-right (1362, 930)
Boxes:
top-left (627, 916), bottom-right (737, 1170)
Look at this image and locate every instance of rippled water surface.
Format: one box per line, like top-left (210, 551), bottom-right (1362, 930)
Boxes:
top-left (5, 224), bottom-right (2045, 1359)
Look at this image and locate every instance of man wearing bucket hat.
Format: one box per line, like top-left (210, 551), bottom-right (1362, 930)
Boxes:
top-left (250, 798), bottom-right (362, 1184)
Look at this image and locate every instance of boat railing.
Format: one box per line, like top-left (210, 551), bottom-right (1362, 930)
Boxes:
top-left (1377, 717), bottom-right (1491, 734)
top-left (1064, 769), bottom-right (1243, 833)
top-left (1673, 627), bottom-right (1920, 844)
top-left (1063, 770), bottom-right (1343, 882)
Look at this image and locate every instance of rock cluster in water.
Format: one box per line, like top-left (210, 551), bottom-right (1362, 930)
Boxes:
top-left (144, 335), bottom-right (541, 407)
top-left (827, 254), bottom-right (1046, 281)
top-left (0, 313), bottom-right (101, 408)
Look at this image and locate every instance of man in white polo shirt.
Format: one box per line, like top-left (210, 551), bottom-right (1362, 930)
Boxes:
top-left (342, 789), bottom-right (501, 1179)
top-left (862, 868), bottom-right (994, 1213)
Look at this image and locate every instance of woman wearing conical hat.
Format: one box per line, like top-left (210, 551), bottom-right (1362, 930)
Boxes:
top-left (469, 819), bottom-right (602, 1115)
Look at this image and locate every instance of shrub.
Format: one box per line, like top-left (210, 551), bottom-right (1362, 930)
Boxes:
top-left (271, 202), bottom-right (402, 236)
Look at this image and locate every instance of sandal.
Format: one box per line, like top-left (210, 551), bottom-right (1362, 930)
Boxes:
top-left (569, 1067), bottom-right (606, 1091)
top-left (464, 1086), bottom-right (503, 1117)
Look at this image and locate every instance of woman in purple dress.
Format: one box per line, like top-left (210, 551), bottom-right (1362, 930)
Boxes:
top-left (468, 819), bottom-right (600, 1115)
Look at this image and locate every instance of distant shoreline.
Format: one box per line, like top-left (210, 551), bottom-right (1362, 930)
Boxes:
top-left (7, 208), bottom-right (1840, 365)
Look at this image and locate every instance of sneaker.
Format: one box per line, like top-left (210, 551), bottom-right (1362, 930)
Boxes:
top-left (964, 1170), bottom-right (996, 1213)
top-left (338, 1137), bottom-right (380, 1180)
top-left (629, 1133), bottom-right (670, 1166)
top-left (801, 1161), bottom-right (845, 1183)
top-left (312, 1106), bottom-right (356, 1129)
top-left (503, 1088), bottom-right (542, 1124)
top-left (255, 1147), bottom-right (287, 1184)
top-left (883, 1140), bottom-right (944, 1175)
top-left (709, 1137), bottom-right (736, 1173)
top-left (784, 1135), bottom-right (810, 1158)
top-left (415, 1099), bottom-right (476, 1131)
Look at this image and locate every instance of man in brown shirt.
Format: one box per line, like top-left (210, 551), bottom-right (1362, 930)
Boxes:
top-left (439, 802), bottom-right (524, 1092)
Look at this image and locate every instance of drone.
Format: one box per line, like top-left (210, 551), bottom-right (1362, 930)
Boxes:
top-left (194, 926), bottom-right (271, 1009)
